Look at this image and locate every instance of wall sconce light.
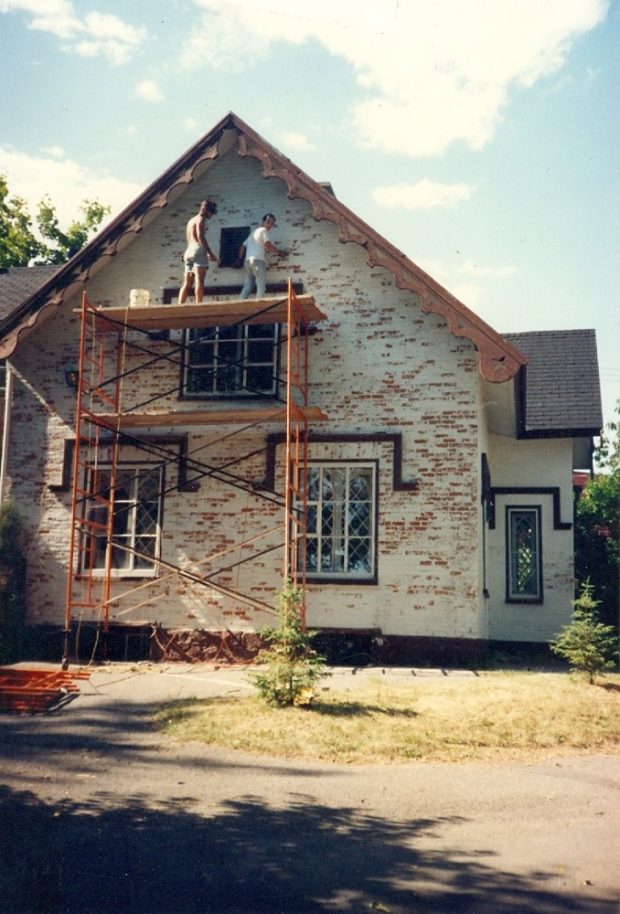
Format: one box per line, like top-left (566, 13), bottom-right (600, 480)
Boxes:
top-left (64, 367), bottom-right (79, 389)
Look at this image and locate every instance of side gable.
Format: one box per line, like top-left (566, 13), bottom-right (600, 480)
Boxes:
top-left (0, 112), bottom-right (526, 382)
top-left (505, 329), bottom-right (603, 437)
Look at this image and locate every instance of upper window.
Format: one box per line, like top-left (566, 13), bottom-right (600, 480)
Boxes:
top-left (219, 226), bottom-right (250, 268)
top-left (506, 506), bottom-right (542, 602)
top-left (85, 464), bottom-right (163, 577)
top-left (183, 324), bottom-right (280, 397)
top-left (303, 463), bottom-right (377, 582)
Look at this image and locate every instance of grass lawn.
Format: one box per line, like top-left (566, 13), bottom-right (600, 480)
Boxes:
top-left (158, 670), bottom-right (620, 764)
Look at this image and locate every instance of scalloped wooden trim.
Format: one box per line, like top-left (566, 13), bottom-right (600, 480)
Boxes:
top-left (238, 132), bottom-right (524, 383)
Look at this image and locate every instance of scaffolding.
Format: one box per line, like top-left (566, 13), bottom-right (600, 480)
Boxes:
top-left (64, 282), bottom-right (326, 654)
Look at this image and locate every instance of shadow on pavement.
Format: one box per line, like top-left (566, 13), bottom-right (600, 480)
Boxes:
top-left (0, 782), bottom-right (616, 914)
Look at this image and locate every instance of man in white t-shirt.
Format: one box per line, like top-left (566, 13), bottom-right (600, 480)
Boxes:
top-left (239, 213), bottom-right (286, 299)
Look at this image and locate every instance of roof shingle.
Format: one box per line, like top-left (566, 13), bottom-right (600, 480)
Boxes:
top-left (503, 329), bottom-right (603, 434)
top-left (0, 265), bottom-right (61, 322)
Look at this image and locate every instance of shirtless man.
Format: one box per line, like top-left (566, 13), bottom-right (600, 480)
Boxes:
top-left (178, 200), bottom-right (218, 304)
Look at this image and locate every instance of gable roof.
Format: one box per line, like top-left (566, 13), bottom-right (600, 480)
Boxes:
top-left (504, 329), bottom-right (603, 436)
top-left (0, 112), bottom-right (525, 382)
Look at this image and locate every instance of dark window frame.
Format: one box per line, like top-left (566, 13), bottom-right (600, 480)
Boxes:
top-left (505, 505), bottom-right (543, 604)
top-left (181, 323), bottom-right (282, 399)
top-left (301, 459), bottom-right (379, 585)
top-left (80, 461), bottom-right (165, 579)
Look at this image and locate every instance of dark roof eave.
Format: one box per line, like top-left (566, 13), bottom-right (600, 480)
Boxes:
top-left (518, 427), bottom-right (602, 440)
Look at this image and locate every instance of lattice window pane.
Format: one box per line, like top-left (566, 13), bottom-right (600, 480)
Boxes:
top-left (508, 508), bottom-right (541, 600)
top-left (302, 463), bottom-right (376, 579)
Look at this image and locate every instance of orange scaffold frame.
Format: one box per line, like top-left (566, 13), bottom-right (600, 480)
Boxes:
top-left (63, 281), bottom-right (325, 650)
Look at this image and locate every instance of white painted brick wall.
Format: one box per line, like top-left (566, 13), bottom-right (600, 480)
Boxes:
top-left (5, 138), bottom-right (509, 640)
top-left (485, 434), bottom-right (575, 641)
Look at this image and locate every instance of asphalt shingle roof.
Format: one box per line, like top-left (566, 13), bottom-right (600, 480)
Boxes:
top-left (503, 329), bottom-right (603, 434)
top-left (0, 265), bottom-right (61, 322)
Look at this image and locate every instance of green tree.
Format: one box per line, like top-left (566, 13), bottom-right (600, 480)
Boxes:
top-left (36, 195), bottom-right (109, 264)
top-left (250, 581), bottom-right (326, 707)
top-left (0, 176), bottom-right (40, 268)
top-left (550, 581), bottom-right (617, 683)
top-left (0, 174), bottom-right (109, 268)
top-left (575, 402), bottom-right (620, 631)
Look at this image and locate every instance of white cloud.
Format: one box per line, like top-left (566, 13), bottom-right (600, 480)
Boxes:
top-left (40, 145), bottom-right (65, 158)
top-left (0, 0), bottom-right (147, 65)
top-left (459, 258), bottom-right (518, 280)
top-left (183, 0), bottom-right (610, 157)
top-left (0, 145), bottom-right (142, 229)
top-left (374, 180), bottom-right (475, 210)
top-left (134, 79), bottom-right (164, 102)
top-left (278, 131), bottom-right (315, 152)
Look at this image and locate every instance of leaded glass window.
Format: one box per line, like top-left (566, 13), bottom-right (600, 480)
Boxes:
top-left (304, 463), bottom-right (376, 580)
top-left (184, 324), bottom-right (279, 396)
top-left (86, 465), bottom-right (163, 577)
top-left (507, 507), bottom-right (542, 601)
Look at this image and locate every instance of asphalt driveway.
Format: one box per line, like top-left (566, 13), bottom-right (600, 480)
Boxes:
top-left (0, 662), bottom-right (618, 913)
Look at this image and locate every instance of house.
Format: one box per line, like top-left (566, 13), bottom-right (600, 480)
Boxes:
top-left (0, 112), bottom-right (603, 665)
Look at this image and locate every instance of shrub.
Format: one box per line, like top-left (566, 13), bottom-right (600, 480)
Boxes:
top-left (0, 500), bottom-right (26, 663)
top-left (550, 581), bottom-right (618, 683)
top-left (250, 581), bottom-right (326, 707)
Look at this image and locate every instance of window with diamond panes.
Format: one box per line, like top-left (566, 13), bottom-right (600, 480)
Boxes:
top-left (86, 465), bottom-right (163, 577)
top-left (507, 506), bottom-right (541, 601)
top-left (303, 463), bottom-right (376, 580)
top-left (184, 324), bottom-right (279, 396)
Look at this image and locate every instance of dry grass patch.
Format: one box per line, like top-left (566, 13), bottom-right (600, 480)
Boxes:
top-left (158, 671), bottom-right (620, 763)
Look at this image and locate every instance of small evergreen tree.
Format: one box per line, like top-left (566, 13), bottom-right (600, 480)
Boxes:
top-left (250, 580), bottom-right (326, 707)
top-left (550, 582), bottom-right (618, 683)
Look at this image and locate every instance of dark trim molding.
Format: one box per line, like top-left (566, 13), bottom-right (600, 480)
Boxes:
top-left (516, 427), bottom-right (600, 440)
top-left (505, 504), bottom-right (544, 604)
top-left (162, 280), bottom-right (304, 304)
top-left (487, 486), bottom-right (572, 530)
top-left (49, 434), bottom-right (198, 493)
top-left (261, 431), bottom-right (418, 493)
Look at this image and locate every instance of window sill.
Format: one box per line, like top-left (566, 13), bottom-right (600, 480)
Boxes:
top-left (306, 575), bottom-right (377, 586)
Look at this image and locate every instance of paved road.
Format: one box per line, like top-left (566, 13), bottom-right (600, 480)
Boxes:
top-left (0, 663), bottom-right (618, 913)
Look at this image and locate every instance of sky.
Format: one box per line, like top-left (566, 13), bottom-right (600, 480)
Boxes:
top-left (1, 0), bottom-right (619, 428)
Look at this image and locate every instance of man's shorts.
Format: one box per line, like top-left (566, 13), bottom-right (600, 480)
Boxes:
top-left (183, 242), bottom-right (209, 271)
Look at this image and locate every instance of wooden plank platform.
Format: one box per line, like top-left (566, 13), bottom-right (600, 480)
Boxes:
top-left (76, 295), bottom-right (326, 332)
top-left (88, 405), bottom-right (328, 430)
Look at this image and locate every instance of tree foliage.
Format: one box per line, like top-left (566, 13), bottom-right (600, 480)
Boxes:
top-left (550, 581), bottom-right (617, 682)
top-left (0, 174), bottom-right (109, 269)
top-left (575, 402), bottom-right (620, 630)
top-left (250, 581), bottom-right (326, 707)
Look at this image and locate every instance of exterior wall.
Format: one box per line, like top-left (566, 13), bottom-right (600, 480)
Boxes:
top-left (485, 433), bottom-right (575, 641)
top-left (5, 136), bottom-right (490, 640)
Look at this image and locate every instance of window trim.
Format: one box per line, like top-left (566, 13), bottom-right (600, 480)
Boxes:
top-left (302, 459), bottom-right (378, 585)
top-left (181, 324), bottom-right (282, 400)
top-left (505, 505), bottom-right (543, 604)
top-left (82, 462), bottom-right (164, 579)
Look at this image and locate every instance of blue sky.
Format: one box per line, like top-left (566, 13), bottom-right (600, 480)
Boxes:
top-left (1, 0), bottom-right (619, 427)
